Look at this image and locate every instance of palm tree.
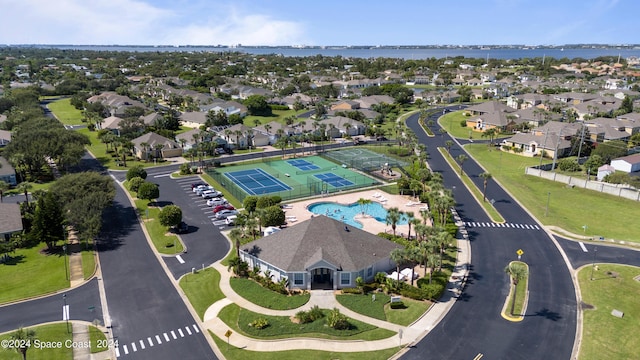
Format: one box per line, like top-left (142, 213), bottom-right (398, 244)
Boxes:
top-left (389, 247), bottom-right (406, 288)
top-left (264, 123), bottom-right (272, 135)
top-left (482, 128), bottom-right (499, 145)
top-left (479, 172), bottom-right (492, 202)
top-left (245, 217), bottom-right (259, 240)
top-left (504, 263), bottom-right (528, 316)
top-left (385, 207), bottom-right (402, 237)
top-left (234, 130), bottom-right (243, 150)
top-left (456, 154), bottom-right (468, 175)
top-left (426, 253), bottom-right (439, 284)
top-left (356, 198), bottom-right (372, 217)
top-left (0, 180), bottom-right (9, 203)
top-left (10, 327), bottom-right (36, 360)
top-left (229, 227), bottom-right (243, 258)
top-left (140, 141), bottom-right (150, 161)
top-left (404, 211), bottom-right (415, 240)
top-left (445, 140), bottom-right (454, 154)
top-left (419, 207), bottom-right (431, 225)
top-left (17, 182), bottom-right (32, 204)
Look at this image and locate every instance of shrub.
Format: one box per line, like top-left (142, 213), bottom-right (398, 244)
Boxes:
top-left (557, 158), bottom-right (581, 172)
top-left (249, 318), bottom-right (269, 329)
top-left (327, 308), bottom-right (350, 330)
top-left (419, 282), bottom-right (445, 301)
top-left (341, 287), bottom-right (361, 294)
top-left (295, 310), bottom-right (313, 324)
top-left (137, 181), bottom-right (159, 203)
top-left (262, 205), bottom-right (285, 227)
top-left (213, 161), bottom-right (221, 167)
top-left (308, 305), bottom-right (324, 321)
top-left (459, 120), bottom-right (467, 127)
top-left (126, 165), bottom-right (147, 181)
top-left (390, 301), bottom-right (406, 309)
top-left (399, 286), bottom-right (428, 300)
top-left (128, 176), bottom-right (145, 192)
top-left (179, 163), bottom-right (191, 175)
top-left (374, 272), bottom-right (388, 284)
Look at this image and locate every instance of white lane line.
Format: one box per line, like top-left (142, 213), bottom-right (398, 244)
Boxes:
top-left (163, 333), bottom-right (170, 342)
top-left (579, 242), bottom-right (588, 252)
top-left (171, 330), bottom-right (177, 339)
top-left (62, 305), bottom-right (69, 320)
top-left (115, 347), bottom-right (120, 357)
top-left (185, 326), bottom-right (192, 335)
top-left (131, 342), bottom-right (137, 352)
top-left (123, 345), bottom-right (129, 355)
top-left (153, 173), bottom-right (172, 178)
top-left (534, 225), bottom-right (540, 230)
top-left (524, 224), bottom-right (531, 229)
top-left (147, 337), bottom-right (154, 347)
top-left (176, 255), bottom-right (185, 264)
top-left (178, 328), bottom-right (185, 337)
top-left (155, 335), bottom-right (162, 344)
top-left (193, 324), bottom-right (200, 333)
top-left (139, 340), bottom-right (145, 350)
top-left (491, 223), bottom-right (496, 227)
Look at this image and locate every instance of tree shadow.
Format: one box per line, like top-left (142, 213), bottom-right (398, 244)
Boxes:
top-left (528, 308), bottom-right (562, 321)
top-left (0, 254), bottom-right (25, 265)
top-left (96, 200), bottom-right (138, 252)
top-left (153, 200), bottom-right (174, 208)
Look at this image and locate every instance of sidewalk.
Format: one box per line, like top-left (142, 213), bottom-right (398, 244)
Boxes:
top-left (200, 221), bottom-right (471, 353)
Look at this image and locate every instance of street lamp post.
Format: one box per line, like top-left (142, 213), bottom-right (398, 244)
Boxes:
top-left (63, 244), bottom-right (69, 281)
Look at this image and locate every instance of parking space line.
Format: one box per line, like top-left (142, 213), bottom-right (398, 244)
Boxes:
top-left (163, 333), bottom-right (170, 342)
top-left (147, 337), bottom-right (153, 347)
top-left (155, 335), bottom-right (162, 344)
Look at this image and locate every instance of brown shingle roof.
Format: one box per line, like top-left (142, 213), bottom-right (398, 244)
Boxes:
top-left (241, 215), bottom-right (401, 272)
top-left (0, 203), bottom-right (23, 235)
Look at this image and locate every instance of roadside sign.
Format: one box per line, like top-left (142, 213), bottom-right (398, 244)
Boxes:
top-left (224, 330), bottom-right (232, 338)
top-left (516, 249), bottom-right (524, 260)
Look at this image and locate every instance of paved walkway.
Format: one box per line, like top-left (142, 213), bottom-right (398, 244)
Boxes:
top-left (199, 213), bottom-right (471, 353)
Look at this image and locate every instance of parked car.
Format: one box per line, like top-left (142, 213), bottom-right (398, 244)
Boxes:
top-left (214, 148), bottom-right (226, 155)
top-left (215, 209), bottom-right (238, 219)
top-left (201, 190), bottom-right (223, 199)
top-left (207, 197), bottom-right (228, 207)
top-left (195, 186), bottom-right (215, 195)
top-left (213, 204), bottom-right (235, 213)
top-left (190, 182), bottom-right (206, 190)
top-left (192, 184), bottom-right (209, 193)
top-left (225, 215), bottom-right (237, 225)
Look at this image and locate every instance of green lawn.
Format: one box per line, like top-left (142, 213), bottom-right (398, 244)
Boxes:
top-left (465, 144), bottom-right (640, 242)
top-left (218, 303), bottom-right (395, 340)
top-left (78, 127), bottom-right (160, 170)
top-left (81, 247), bottom-right (96, 280)
top-left (229, 277), bottom-right (310, 310)
top-left (439, 147), bottom-right (505, 222)
top-left (88, 325), bottom-right (108, 353)
top-left (243, 109), bottom-right (307, 128)
top-left (47, 98), bottom-right (85, 125)
top-left (0, 323), bottom-right (72, 360)
top-left (438, 111), bottom-right (511, 140)
top-left (179, 268), bottom-right (225, 320)
top-left (336, 293), bottom-right (431, 326)
top-left (134, 199), bottom-right (184, 254)
top-left (210, 330), bottom-right (401, 360)
top-left (0, 245), bottom-right (69, 304)
top-left (578, 264), bottom-right (640, 360)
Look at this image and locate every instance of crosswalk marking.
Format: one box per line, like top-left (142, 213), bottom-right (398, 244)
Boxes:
top-left (116, 324), bottom-right (200, 357)
top-left (463, 222), bottom-right (541, 230)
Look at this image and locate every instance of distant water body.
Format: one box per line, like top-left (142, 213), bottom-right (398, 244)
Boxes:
top-left (24, 44), bottom-right (640, 60)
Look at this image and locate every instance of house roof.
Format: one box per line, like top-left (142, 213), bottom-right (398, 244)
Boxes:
top-left (101, 116), bottom-right (124, 129)
top-left (612, 153), bottom-right (640, 165)
top-left (0, 156), bottom-right (15, 176)
top-left (0, 203), bottom-right (23, 235)
top-left (465, 101), bottom-right (515, 115)
top-left (131, 132), bottom-right (180, 150)
top-left (241, 215), bottom-right (401, 272)
top-left (507, 132), bottom-right (571, 150)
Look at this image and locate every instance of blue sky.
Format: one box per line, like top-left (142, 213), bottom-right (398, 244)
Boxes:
top-left (0, 0), bottom-right (635, 46)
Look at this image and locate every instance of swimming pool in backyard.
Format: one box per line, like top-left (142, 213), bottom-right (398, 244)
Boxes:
top-left (308, 201), bottom-right (408, 229)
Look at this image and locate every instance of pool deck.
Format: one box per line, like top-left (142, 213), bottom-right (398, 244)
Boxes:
top-left (282, 189), bottom-right (430, 236)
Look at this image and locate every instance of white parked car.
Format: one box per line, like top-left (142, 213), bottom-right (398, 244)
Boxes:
top-left (225, 215), bottom-right (237, 225)
top-left (207, 197), bottom-right (228, 207)
top-left (215, 209), bottom-right (238, 219)
top-left (201, 190), bottom-right (223, 199)
top-left (195, 186), bottom-right (215, 195)
top-left (192, 184), bottom-right (208, 193)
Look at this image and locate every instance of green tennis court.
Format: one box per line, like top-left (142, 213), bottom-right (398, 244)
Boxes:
top-left (323, 148), bottom-right (408, 172)
top-left (207, 155), bottom-right (380, 202)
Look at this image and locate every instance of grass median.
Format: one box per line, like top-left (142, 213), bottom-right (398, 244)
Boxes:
top-left (179, 267), bottom-right (225, 320)
top-left (439, 147), bottom-right (505, 222)
top-left (134, 199), bottom-right (184, 254)
top-left (336, 293), bottom-right (430, 326)
top-left (229, 277), bottom-right (310, 310)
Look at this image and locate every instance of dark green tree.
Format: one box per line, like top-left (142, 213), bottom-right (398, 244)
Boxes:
top-left (126, 165), bottom-right (147, 181)
top-left (262, 205), bottom-right (286, 227)
top-left (592, 140), bottom-right (627, 163)
top-left (244, 95), bottom-right (272, 116)
top-left (159, 205), bottom-right (183, 228)
top-left (30, 191), bottom-right (65, 250)
top-left (137, 181), bottom-right (160, 204)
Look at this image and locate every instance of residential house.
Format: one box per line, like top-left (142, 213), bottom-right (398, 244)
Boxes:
top-left (465, 101), bottom-right (515, 116)
top-left (0, 156), bottom-right (17, 186)
top-left (179, 112), bottom-right (208, 128)
top-left (100, 116), bottom-right (124, 134)
top-left (466, 111), bottom-right (518, 132)
top-left (354, 95), bottom-right (395, 109)
top-left (330, 100), bottom-right (360, 111)
top-left (239, 215), bottom-right (402, 290)
top-left (512, 107), bottom-right (562, 128)
top-left (322, 116), bottom-right (367, 138)
top-left (611, 153), bottom-right (640, 173)
top-left (131, 132), bottom-right (182, 160)
top-left (224, 124), bottom-right (253, 149)
top-left (502, 132), bottom-right (572, 158)
top-left (0, 203), bottom-right (22, 242)
top-left (597, 164), bottom-right (616, 181)
top-left (0, 129), bottom-right (11, 147)
top-left (584, 117), bottom-right (632, 143)
top-left (87, 92), bottom-right (146, 117)
top-left (175, 128), bottom-right (227, 152)
top-left (140, 113), bottom-right (164, 127)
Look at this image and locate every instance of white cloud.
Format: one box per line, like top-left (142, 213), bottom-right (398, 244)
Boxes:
top-left (0, 0), bottom-right (307, 45)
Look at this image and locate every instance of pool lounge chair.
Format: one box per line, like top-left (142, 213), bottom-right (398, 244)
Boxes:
top-left (372, 192), bottom-right (381, 198)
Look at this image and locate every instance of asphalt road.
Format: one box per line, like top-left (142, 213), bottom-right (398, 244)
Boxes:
top-left (401, 109), bottom-right (577, 359)
top-left (97, 183), bottom-right (217, 359)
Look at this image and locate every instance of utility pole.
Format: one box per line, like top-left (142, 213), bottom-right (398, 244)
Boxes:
top-left (538, 129), bottom-right (550, 174)
top-left (577, 124), bottom-right (586, 160)
top-left (551, 128), bottom-right (563, 172)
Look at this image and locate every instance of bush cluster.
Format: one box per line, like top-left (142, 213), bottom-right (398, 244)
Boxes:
top-left (295, 305), bottom-right (324, 324)
top-left (249, 317), bottom-right (269, 329)
top-left (327, 308), bottom-right (350, 330)
top-left (390, 301), bottom-right (406, 309)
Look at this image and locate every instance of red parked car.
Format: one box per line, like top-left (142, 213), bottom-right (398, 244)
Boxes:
top-left (213, 204), bottom-right (235, 213)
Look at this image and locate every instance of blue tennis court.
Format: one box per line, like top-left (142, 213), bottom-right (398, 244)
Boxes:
top-left (313, 172), bottom-right (354, 188)
top-left (224, 168), bottom-right (292, 195)
top-left (287, 159), bottom-right (319, 171)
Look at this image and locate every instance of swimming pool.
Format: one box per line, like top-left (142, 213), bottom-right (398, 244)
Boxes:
top-left (308, 201), bottom-right (408, 229)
